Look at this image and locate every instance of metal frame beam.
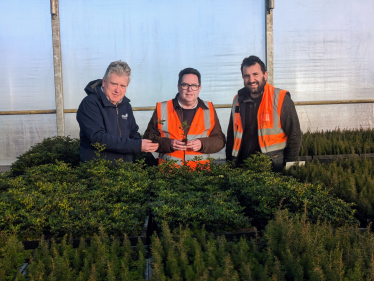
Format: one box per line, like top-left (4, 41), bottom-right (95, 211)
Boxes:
top-left (1, 100), bottom-right (374, 115)
top-left (266, 0), bottom-right (274, 85)
top-left (51, 0), bottom-right (65, 136)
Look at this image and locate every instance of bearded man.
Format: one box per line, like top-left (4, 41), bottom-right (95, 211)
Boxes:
top-left (226, 55), bottom-right (301, 171)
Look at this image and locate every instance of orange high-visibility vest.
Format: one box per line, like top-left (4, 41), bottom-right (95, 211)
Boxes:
top-left (157, 100), bottom-right (215, 168)
top-left (231, 83), bottom-right (288, 157)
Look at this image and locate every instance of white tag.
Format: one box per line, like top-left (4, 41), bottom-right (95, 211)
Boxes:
top-left (285, 161), bottom-right (305, 170)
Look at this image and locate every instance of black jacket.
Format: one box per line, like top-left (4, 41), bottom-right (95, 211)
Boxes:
top-left (76, 79), bottom-right (142, 162)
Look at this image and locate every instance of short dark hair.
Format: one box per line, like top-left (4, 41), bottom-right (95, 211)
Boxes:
top-left (178, 68), bottom-right (201, 85)
top-left (241, 56), bottom-right (267, 74)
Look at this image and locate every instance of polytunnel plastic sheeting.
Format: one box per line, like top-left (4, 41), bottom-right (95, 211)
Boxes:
top-left (0, 115), bottom-right (57, 165)
top-left (0, 0), bottom-right (55, 111)
top-left (274, 0), bottom-right (374, 131)
top-left (59, 0), bottom-right (266, 109)
top-left (296, 103), bottom-right (374, 133)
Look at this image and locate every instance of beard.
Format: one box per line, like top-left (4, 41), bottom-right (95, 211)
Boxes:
top-left (245, 77), bottom-right (266, 95)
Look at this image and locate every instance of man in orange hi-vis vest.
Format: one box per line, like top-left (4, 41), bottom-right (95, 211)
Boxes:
top-left (144, 68), bottom-right (226, 168)
top-left (226, 56), bottom-right (302, 171)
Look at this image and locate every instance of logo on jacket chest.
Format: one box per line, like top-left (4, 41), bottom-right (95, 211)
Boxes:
top-left (122, 114), bottom-right (128, 120)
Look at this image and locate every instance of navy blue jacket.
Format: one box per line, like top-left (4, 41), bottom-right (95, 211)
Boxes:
top-left (76, 79), bottom-right (142, 162)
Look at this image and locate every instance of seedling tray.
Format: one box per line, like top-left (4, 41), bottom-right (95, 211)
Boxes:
top-left (150, 214), bottom-right (260, 242)
top-left (312, 154), bottom-right (359, 163)
top-left (360, 153), bottom-right (374, 159)
top-left (21, 215), bottom-right (150, 250)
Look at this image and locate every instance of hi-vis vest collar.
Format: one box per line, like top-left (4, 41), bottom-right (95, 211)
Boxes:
top-left (231, 83), bottom-right (288, 157)
top-left (157, 99), bottom-right (215, 167)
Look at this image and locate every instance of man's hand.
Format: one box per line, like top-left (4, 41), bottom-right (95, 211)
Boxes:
top-left (186, 139), bottom-right (202, 152)
top-left (171, 139), bottom-right (187, 151)
top-left (141, 139), bottom-right (159, 152)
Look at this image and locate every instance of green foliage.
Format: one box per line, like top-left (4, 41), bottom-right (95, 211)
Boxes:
top-left (132, 152), bottom-right (158, 167)
top-left (264, 210), bottom-right (374, 280)
top-left (148, 154), bottom-right (356, 232)
top-left (0, 232), bottom-right (29, 281)
top-left (151, 213), bottom-right (374, 280)
top-left (11, 136), bottom-right (80, 171)
top-left (285, 158), bottom-right (374, 227)
top-left (231, 154), bottom-right (358, 229)
top-left (0, 158), bottom-right (150, 239)
top-left (149, 162), bottom-right (250, 232)
top-left (179, 120), bottom-right (190, 142)
top-left (25, 231), bottom-right (146, 280)
top-left (300, 127), bottom-right (374, 156)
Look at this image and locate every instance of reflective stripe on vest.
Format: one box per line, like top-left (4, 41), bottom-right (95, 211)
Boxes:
top-left (231, 94), bottom-right (242, 157)
top-left (257, 86), bottom-right (287, 153)
top-left (231, 84), bottom-right (288, 156)
top-left (157, 100), bottom-right (214, 165)
top-left (160, 101), bottom-right (169, 138)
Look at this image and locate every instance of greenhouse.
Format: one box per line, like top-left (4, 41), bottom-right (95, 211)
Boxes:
top-left (1, 0), bottom-right (374, 280)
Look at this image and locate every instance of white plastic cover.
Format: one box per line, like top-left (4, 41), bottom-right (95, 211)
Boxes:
top-left (274, 0), bottom-right (374, 131)
top-left (0, 115), bottom-right (57, 165)
top-left (59, 0), bottom-right (265, 109)
top-left (0, 0), bottom-right (55, 111)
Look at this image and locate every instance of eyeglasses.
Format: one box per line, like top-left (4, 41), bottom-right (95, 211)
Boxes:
top-left (179, 83), bottom-right (200, 91)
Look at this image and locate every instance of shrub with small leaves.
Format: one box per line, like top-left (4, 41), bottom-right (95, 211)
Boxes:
top-left (149, 161), bottom-right (251, 233)
top-left (0, 158), bottom-right (150, 239)
top-left (230, 154), bottom-right (358, 229)
top-left (10, 136), bottom-right (80, 171)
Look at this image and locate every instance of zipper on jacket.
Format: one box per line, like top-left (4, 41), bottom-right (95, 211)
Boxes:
top-left (116, 106), bottom-right (122, 138)
top-left (116, 105), bottom-right (124, 160)
top-left (180, 108), bottom-right (185, 163)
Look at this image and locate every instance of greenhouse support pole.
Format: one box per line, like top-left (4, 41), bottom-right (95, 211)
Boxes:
top-left (266, 0), bottom-right (274, 85)
top-left (51, 0), bottom-right (65, 136)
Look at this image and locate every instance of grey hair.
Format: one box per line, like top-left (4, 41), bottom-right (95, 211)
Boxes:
top-left (103, 60), bottom-right (131, 82)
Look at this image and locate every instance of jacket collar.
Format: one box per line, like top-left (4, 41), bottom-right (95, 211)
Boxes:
top-left (172, 93), bottom-right (208, 110)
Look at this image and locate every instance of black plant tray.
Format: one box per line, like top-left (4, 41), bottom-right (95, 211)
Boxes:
top-left (312, 154), bottom-right (359, 163)
top-left (149, 214), bottom-right (260, 242)
top-left (21, 216), bottom-right (151, 250)
top-left (298, 156), bottom-right (312, 162)
top-left (360, 153), bottom-right (374, 159)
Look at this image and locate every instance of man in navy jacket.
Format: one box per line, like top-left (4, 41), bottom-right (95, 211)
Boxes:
top-left (77, 60), bottom-right (158, 162)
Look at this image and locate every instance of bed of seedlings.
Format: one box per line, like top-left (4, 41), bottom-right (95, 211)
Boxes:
top-left (0, 230), bottom-right (146, 281)
top-left (300, 128), bottom-right (374, 156)
top-left (1, 129), bottom-right (374, 280)
top-left (150, 212), bottom-right (374, 281)
top-left (285, 157), bottom-right (374, 228)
